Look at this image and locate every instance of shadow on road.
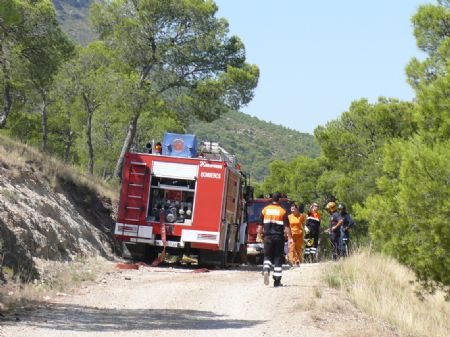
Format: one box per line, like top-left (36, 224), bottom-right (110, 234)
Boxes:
top-left (1, 304), bottom-right (264, 332)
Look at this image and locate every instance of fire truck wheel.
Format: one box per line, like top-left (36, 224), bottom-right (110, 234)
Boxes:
top-left (198, 250), bottom-right (224, 268)
top-left (123, 243), bottom-right (157, 262)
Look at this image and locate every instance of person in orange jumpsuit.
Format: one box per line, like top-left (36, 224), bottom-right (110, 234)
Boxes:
top-left (287, 203), bottom-right (306, 267)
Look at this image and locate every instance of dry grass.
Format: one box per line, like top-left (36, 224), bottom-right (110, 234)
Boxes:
top-left (324, 250), bottom-right (449, 337)
top-left (0, 134), bottom-right (118, 202)
top-left (0, 257), bottom-right (114, 312)
top-left (294, 263), bottom-right (402, 337)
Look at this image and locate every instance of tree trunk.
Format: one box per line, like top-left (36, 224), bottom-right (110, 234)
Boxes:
top-left (40, 96), bottom-right (48, 152)
top-left (64, 110), bottom-right (74, 162)
top-left (113, 72), bottom-right (149, 180)
top-left (0, 42), bottom-right (13, 129)
top-left (86, 109), bottom-right (94, 175)
top-left (113, 111), bottom-right (140, 179)
top-left (64, 130), bottom-right (74, 162)
top-left (83, 93), bottom-right (95, 175)
top-left (0, 82), bottom-right (12, 128)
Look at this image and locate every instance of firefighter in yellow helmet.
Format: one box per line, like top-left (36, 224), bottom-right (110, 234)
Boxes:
top-left (257, 192), bottom-right (293, 287)
top-left (326, 201), bottom-right (343, 260)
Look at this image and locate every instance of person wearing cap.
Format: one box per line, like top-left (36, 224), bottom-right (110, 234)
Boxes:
top-left (257, 192), bottom-right (293, 287)
top-left (304, 202), bottom-right (321, 262)
top-left (326, 201), bottom-right (343, 260)
top-left (287, 203), bottom-right (305, 267)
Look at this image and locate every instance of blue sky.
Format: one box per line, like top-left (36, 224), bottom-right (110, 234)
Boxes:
top-left (214, 0), bottom-right (428, 134)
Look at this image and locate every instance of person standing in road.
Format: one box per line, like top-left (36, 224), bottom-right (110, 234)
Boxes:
top-left (287, 203), bottom-right (305, 267)
top-left (257, 192), bottom-right (293, 287)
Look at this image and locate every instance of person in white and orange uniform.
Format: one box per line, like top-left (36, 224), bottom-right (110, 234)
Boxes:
top-left (304, 202), bottom-right (321, 262)
top-left (287, 203), bottom-right (305, 267)
top-left (258, 192), bottom-right (293, 287)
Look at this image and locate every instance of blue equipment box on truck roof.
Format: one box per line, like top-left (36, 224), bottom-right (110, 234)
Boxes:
top-left (162, 133), bottom-right (198, 158)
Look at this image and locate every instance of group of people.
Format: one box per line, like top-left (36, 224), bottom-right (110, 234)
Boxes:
top-left (257, 193), bottom-right (354, 287)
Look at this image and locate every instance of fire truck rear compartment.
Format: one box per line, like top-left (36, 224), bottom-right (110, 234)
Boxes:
top-left (146, 176), bottom-right (196, 224)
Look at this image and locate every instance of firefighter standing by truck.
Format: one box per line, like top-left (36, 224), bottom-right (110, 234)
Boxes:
top-left (257, 192), bottom-right (293, 287)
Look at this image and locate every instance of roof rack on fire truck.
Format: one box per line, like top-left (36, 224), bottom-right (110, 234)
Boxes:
top-left (200, 141), bottom-right (236, 166)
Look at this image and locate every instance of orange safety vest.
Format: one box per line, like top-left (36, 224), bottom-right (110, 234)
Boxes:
top-left (306, 211), bottom-right (321, 227)
top-left (261, 203), bottom-right (287, 237)
top-left (261, 204), bottom-right (287, 225)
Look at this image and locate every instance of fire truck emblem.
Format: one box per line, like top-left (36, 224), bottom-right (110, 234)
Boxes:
top-left (173, 139), bottom-right (184, 152)
top-left (199, 161), bottom-right (222, 169)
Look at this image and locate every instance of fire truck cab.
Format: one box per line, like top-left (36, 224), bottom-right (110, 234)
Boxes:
top-left (114, 133), bottom-right (245, 266)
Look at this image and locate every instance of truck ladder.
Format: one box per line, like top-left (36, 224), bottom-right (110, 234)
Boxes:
top-left (123, 161), bottom-right (150, 222)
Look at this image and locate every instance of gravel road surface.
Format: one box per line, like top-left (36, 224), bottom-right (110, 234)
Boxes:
top-left (0, 262), bottom-right (397, 337)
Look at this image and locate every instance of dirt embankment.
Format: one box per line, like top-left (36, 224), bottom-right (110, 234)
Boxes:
top-left (0, 138), bottom-right (118, 280)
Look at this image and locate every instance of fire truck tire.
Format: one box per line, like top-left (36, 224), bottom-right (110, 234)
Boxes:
top-left (123, 243), bottom-right (157, 262)
top-left (198, 250), bottom-right (224, 267)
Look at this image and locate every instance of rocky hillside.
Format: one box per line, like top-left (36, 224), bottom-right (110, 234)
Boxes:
top-left (0, 135), bottom-right (118, 280)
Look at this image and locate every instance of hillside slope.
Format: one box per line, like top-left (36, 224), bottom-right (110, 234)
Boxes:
top-left (0, 136), bottom-right (117, 279)
top-left (188, 110), bottom-right (320, 181)
top-left (52, 0), bottom-right (96, 46)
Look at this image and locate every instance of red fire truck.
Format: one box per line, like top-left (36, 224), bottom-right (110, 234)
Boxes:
top-left (114, 133), bottom-right (247, 266)
top-left (244, 197), bottom-right (291, 264)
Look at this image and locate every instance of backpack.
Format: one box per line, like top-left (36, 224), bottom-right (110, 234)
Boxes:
top-left (343, 214), bottom-right (354, 230)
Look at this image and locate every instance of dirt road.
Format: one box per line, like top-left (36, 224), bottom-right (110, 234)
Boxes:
top-left (0, 262), bottom-right (398, 337)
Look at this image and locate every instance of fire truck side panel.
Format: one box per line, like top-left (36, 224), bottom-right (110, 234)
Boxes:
top-left (193, 162), bottom-right (226, 235)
